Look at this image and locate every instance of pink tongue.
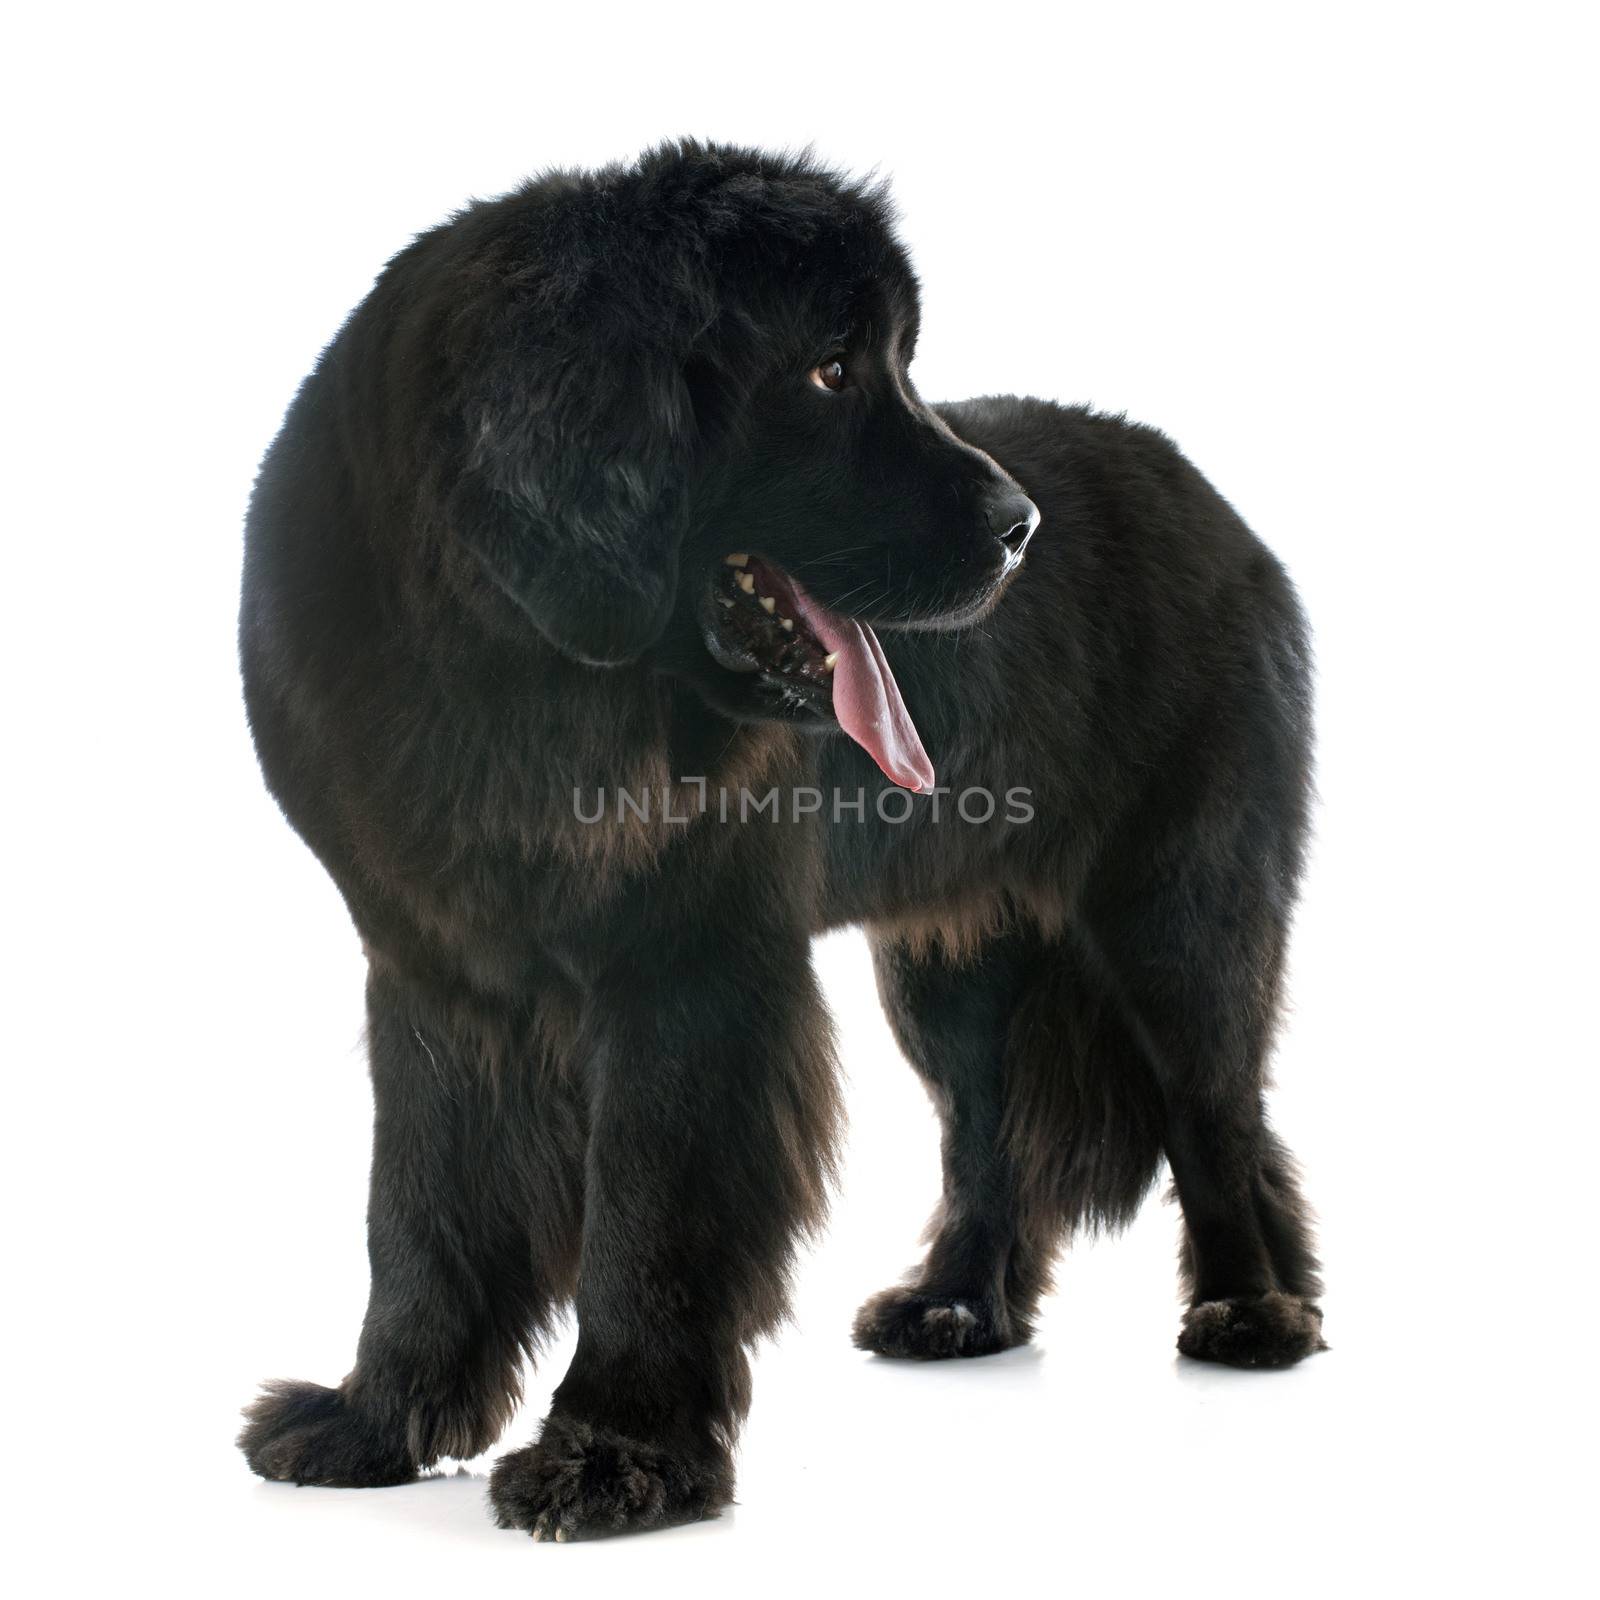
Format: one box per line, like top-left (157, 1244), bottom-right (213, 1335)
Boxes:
top-left (788, 586), bottom-right (936, 793)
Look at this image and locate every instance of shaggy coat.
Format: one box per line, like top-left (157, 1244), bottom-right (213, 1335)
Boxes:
top-left (238, 141), bottom-right (1324, 1539)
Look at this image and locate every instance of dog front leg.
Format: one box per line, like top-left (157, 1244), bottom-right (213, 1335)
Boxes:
top-left (488, 933), bottom-right (841, 1540)
top-left (240, 968), bottom-right (580, 1486)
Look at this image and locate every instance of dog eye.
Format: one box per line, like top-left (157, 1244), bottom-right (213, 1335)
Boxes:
top-left (810, 359), bottom-right (847, 392)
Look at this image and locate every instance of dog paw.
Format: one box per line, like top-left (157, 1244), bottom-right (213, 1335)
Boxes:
top-left (1178, 1293), bottom-right (1328, 1369)
top-left (488, 1415), bottom-right (732, 1541)
top-left (238, 1379), bottom-right (416, 1487)
top-left (852, 1286), bottom-right (1018, 1360)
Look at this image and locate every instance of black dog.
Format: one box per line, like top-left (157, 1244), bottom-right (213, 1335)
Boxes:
top-left (238, 140), bottom-right (1324, 1539)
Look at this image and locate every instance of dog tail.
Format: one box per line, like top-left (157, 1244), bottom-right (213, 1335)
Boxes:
top-left (1001, 931), bottom-right (1165, 1257)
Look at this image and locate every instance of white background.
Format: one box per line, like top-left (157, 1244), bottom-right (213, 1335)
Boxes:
top-left (5, 3), bottom-right (1595, 1595)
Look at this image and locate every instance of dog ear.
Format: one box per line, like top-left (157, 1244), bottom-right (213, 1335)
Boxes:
top-left (446, 274), bottom-right (700, 667)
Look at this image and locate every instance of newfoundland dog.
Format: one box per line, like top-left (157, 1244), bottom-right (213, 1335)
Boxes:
top-left (238, 140), bottom-right (1324, 1540)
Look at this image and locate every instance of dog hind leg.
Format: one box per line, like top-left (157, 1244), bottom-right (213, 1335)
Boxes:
top-left (854, 925), bottom-right (1164, 1359)
top-left (1088, 859), bottom-right (1326, 1368)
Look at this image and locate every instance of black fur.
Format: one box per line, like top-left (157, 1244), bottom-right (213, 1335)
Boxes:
top-left (238, 140), bottom-right (1325, 1539)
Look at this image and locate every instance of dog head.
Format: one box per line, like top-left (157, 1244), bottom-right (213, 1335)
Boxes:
top-left (448, 142), bottom-right (1036, 786)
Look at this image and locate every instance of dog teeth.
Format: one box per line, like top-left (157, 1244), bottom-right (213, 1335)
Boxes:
top-left (759, 595), bottom-right (776, 614)
top-left (736, 572), bottom-right (756, 594)
top-left (780, 617), bottom-right (794, 631)
top-left (823, 652), bottom-right (839, 671)
top-left (723, 554), bottom-right (749, 567)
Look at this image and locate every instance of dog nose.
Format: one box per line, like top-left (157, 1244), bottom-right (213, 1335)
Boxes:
top-left (988, 493), bottom-right (1040, 556)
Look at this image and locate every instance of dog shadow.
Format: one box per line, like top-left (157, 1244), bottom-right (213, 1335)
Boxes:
top-left (248, 1466), bottom-right (735, 1547)
top-left (856, 1340), bottom-right (1049, 1386)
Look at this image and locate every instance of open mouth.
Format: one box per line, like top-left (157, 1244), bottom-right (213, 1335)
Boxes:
top-left (702, 554), bottom-right (936, 793)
